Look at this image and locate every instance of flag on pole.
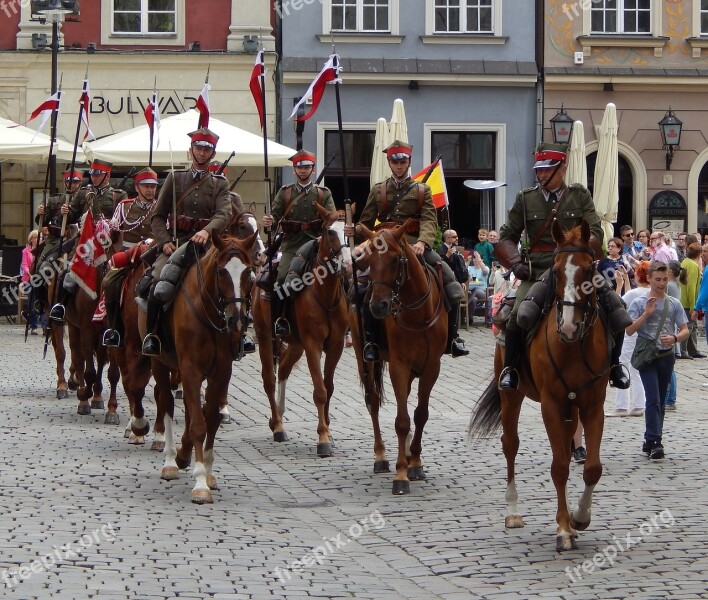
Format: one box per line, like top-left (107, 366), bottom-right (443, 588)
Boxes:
top-left (10, 92), bottom-right (61, 138)
top-left (250, 50), bottom-right (265, 130)
top-left (195, 81), bottom-right (210, 128)
top-left (70, 211), bottom-right (108, 300)
top-left (413, 160), bottom-right (449, 209)
top-left (288, 54), bottom-right (340, 122)
top-left (143, 90), bottom-right (161, 145)
top-left (79, 79), bottom-right (95, 141)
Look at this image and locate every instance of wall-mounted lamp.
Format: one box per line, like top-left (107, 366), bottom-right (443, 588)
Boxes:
top-left (243, 35), bottom-right (259, 53)
top-left (658, 107), bottom-right (682, 171)
top-left (408, 80), bottom-right (419, 90)
top-left (603, 82), bottom-right (614, 92)
top-left (550, 104), bottom-right (574, 145)
top-left (188, 41), bottom-right (200, 52)
top-left (31, 33), bottom-right (48, 49)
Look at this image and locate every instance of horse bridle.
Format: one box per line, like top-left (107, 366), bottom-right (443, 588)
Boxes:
top-left (369, 251), bottom-right (409, 318)
top-left (552, 244), bottom-right (599, 342)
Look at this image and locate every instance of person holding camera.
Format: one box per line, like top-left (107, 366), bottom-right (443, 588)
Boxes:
top-left (439, 230), bottom-right (468, 286)
top-left (599, 237), bottom-right (632, 294)
top-left (467, 251), bottom-right (489, 303)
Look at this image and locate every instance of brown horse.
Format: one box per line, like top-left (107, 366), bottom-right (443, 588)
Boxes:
top-left (145, 231), bottom-right (257, 503)
top-left (44, 273), bottom-right (76, 399)
top-left (469, 220), bottom-right (609, 551)
top-left (349, 223), bottom-right (447, 495)
top-left (251, 204), bottom-right (348, 456)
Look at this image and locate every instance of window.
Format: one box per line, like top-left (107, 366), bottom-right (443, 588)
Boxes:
top-left (702, 0), bottom-right (708, 36)
top-left (591, 0), bottom-right (651, 34)
top-left (331, 0), bottom-right (390, 32)
top-left (434, 0), bottom-right (493, 34)
top-left (112, 0), bottom-right (176, 35)
top-left (431, 132), bottom-right (495, 173)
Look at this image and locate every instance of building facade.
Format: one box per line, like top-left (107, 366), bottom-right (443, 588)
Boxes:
top-left (0, 0), bottom-right (275, 245)
top-left (278, 0), bottom-right (539, 248)
top-left (544, 0), bottom-right (708, 237)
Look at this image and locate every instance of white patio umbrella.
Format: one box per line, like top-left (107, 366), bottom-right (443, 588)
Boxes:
top-left (564, 120), bottom-right (587, 187)
top-left (83, 110), bottom-right (296, 167)
top-left (0, 116), bottom-right (83, 163)
top-left (592, 103), bottom-right (619, 246)
top-left (370, 117), bottom-right (390, 187)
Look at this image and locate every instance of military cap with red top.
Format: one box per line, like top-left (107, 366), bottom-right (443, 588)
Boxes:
top-left (385, 140), bottom-right (413, 161)
top-left (63, 170), bottom-right (83, 182)
top-left (88, 159), bottom-right (113, 175)
top-left (533, 142), bottom-right (568, 169)
top-left (188, 127), bottom-right (219, 148)
top-left (289, 149), bottom-right (316, 167)
top-left (133, 167), bottom-right (159, 185)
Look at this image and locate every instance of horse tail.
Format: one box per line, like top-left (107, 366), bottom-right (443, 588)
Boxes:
top-left (467, 378), bottom-right (502, 441)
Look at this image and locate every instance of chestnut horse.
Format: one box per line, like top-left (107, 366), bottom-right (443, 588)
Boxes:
top-left (349, 223), bottom-right (447, 495)
top-left (114, 207), bottom-right (264, 448)
top-left (44, 273), bottom-right (76, 399)
top-left (251, 204), bottom-right (348, 456)
top-left (145, 231), bottom-right (257, 503)
top-left (469, 220), bottom-right (610, 551)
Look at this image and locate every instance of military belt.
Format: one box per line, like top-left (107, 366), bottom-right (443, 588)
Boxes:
top-left (530, 243), bottom-right (557, 252)
top-left (280, 219), bottom-right (323, 234)
top-left (176, 215), bottom-right (211, 233)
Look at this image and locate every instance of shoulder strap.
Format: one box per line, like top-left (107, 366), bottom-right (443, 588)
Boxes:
top-left (654, 298), bottom-right (671, 342)
top-left (378, 181), bottom-right (389, 214)
top-left (317, 187), bottom-right (324, 206)
top-left (417, 183), bottom-right (425, 212)
top-left (528, 192), bottom-right (563, 251)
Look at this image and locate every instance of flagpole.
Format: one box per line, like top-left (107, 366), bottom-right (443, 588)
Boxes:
top-left (43, 74), bottom-right (62, 214)
top-left (62, 68), bottom-right (89, 238)
top-left (148, 82), bottom-right (156, 168)
top-left (259, 50), bottom-right (272, 239)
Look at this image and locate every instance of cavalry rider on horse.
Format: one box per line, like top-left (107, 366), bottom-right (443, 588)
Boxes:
top-left (494, 141), bottom-right (631, 391)
top-left (32, 169), bottom-right (83, 315)
top-left (140, 127), bottom-right (232, 357)
top-left (260, 149), bottom-right (336, 337)
top-left (102, 167), bottom-right (159, 348)
top-left (344, 140), bottom-right (469, 360)
top-left (49, 159), bottom-right (128, 323)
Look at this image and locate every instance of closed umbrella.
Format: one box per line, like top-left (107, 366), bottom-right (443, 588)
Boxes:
top-left (370, 117), bottom-right (390, 187)
top-left (564, 120), bottom-right (587, 187)
top-left (388, 98), bottom-right (409, 146)
top-left (83, 110), bottom-right (296, 167)
top-left (592, 103), bottom-right (619, 245)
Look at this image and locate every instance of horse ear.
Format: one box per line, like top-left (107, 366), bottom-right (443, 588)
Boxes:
top-left (552, 219), bottom-right (564, 244)
top-left (580, 219), bottom-right (591, 243)
top-left (243, 231), bottom-right (259, 258)
top-left (315, 203), bottom-right (338, 228)
top-left (359, 223), bottom-right (376, 241)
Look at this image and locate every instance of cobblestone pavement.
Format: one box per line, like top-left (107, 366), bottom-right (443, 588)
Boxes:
top-left (0, 320), bottom-right (706, 600)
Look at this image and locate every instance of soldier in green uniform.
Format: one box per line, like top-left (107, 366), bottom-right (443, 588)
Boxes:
top-left (102, 167), bottom-right (159, 347)
top-left (141, 127), bottom-right (232, 356)
top-left (344, 140), bottom-right (469, 361)
top-left (49, 160), bottom-right (129, 322)
top-left (261, 149), bottom-right (336, 336)
top-left (495, 142), bottom-right (630, 390)
top-left (32, 170), bottom-right (83, 315)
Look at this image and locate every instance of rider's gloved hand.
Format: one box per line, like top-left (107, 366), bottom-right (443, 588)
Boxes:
top-left (511, 262), bottom-right (530, 281)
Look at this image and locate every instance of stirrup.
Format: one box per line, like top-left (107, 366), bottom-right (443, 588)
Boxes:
top-left (363, 341), bottom-right (381, 363)
top-left (142, 334), bottom-right (161, 356)
top-left (49, 303), bottom-right (66, 323)
top-left (274, 317), bottom-right (291, 337)
top-left (102, 329), bottom-right (122, 348)
top-left (498, 366), bottom-right (519, 391)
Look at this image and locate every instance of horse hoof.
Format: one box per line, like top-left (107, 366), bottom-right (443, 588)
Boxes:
top-left (123, 427), bottom-right (131, 439)
top-left (191, 489), bottom-right (213, 504)
top-left (77, 403), bottom-right (91, 416)
top-left (316, 443), bottom-right (333, 458)
top-left (175, 390), bottom-right (183, 400)
top-left (128, 434), bottom-right (145, 445)
top-left (374, 460), bottom-right (390, 474)
top-left (91, 399), bottom-right (104, 410)
top-left (175, 452), bottom-right (191, 470)
top-left (407, 466), bottom-right (426, 481)
top-left (505, 515), bottom-right (525, 529)
top-left (131, 422), bottom-right (150, 437)
top-left (220, 412), bottom-right (232, 425)
top-left (570, 515), bottom-right (591, 532)
top-left (56, 388), bottom-right (68, 399)
top-left (273, 431), bottom-right (288, 443)
top-left (150, 440), bottom-right (165, 452)
top-left (206, 475), bottom-right (218, 490)
top-left (104, 412), bottom-right (120, 425)
top-left (556, 534), bottom-right (578, 552)
top-left (392, 480), bottom-right (410, 495)
top-left (160, 466), bottom-right (180, 480)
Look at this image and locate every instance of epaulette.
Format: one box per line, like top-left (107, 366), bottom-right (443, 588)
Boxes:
top-left (520, 185), bottom-right (539, 193)
top-left (569, 183), bottom-right (589, 191)
top-left (211, 173), bottom-right (227, 180)
top-left (314, 184), bottom-right (329, 191)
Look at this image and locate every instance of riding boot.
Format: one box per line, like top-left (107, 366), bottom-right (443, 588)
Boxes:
top-left (141, 297), bottom-right (162, 356)
top-left (102, 299), bottom-right (122, 348)
top-left (609, 329), bottom-right (630, 389)
top-left (499, 326), bottom-right (524, 391)
top-left (445, 305), bottom-right (469, 357)
top-left (49, 288), bottom-right (69, 323)
top-left (362, 305), bottom-right (381, 363)
top-left (274, 294), bottom-right (291, 337)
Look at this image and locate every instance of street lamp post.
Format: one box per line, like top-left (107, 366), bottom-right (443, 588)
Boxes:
top-left (550, 105), bottom-right (574, 145)
top-left (658, 107), bottom-right (683, 171)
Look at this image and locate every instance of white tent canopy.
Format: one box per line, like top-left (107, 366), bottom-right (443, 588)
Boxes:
top-left (0, 117), bottom-right (83, 163)
top-left (83, 110), bottom-right (296, 167)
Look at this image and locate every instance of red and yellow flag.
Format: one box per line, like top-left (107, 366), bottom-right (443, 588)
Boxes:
top-left (413, 160), bottom-right (448, 208)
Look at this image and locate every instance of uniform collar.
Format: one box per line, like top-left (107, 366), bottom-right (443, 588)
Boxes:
top-left (391, 174), bottom-right (411, 189)
top-left (191, 168), bottom-right (207, 180)
top-left (296, 181), bottom-right (313, 193)
top-left (541, 185), bottom-right (566, 201)
top-left (97, 185), bottom-right (110, 194)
